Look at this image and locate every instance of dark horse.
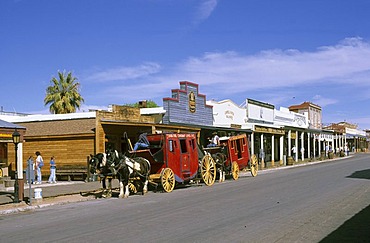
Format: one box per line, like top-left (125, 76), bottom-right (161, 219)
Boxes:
top-left (89, 151), bottom-right (151, 198)
top-left (89, 153), bottom-right (114, 198)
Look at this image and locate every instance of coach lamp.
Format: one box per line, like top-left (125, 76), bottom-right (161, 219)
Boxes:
top-left (12, 129), bottom-right (20, 203)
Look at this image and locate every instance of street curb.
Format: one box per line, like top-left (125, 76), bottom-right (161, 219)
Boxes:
top-left (0, 194), bottom-right (97, 215)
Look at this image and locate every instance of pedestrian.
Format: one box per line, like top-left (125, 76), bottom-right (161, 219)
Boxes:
top-left (344, 143), bottom-right (349, 156)
top-left (35, 151), bottom-right (44, 184)
top-left (259, 148), bottom-right (265, 164)
top-left (48, 156), bottom-right (57, 183)
top-left (325, 144), bottom-right (329, 158)
top-left (291, 145), bottom-right (297, 160)
top-left (133, 132), bottom-right (150, 151)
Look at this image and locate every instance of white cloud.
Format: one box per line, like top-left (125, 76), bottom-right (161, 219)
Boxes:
top-left (85, 37), bottom-right (370, 108)
top-left (311, 95), bottom-right (338, 107)
top-left (193, 0), bottom-right (218, 24)
top-left (155, 37), bottom-right (370, 99)
top-left (81, 37), bottom-right (370, 129)
top-left (86, 62), bottom-right (161, 82)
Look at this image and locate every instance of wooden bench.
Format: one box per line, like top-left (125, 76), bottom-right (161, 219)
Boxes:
top-left (56, 167), bottom-right (88, 181)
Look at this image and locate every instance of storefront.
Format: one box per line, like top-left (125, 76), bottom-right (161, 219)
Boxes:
top-left (0, 119), bottom-right (26, 178)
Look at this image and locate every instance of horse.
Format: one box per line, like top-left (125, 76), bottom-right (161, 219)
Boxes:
top-left (90, 150), bottom-right (151, 198)
top-left (105, 149), bottom-right (151, 198)
top-left (89, 153), bottom-right (114, 198)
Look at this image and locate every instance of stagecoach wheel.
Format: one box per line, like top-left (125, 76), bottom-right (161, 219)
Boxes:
top-left (128, 182), bottom-right (137, 194)
top-left (250, 154), bottom-right (258, 177)
top-left (161, 168), bottom-right (175, 193)
top-left (231, 161), bottom-right (240, 180)
top-left (201, 154), bottom-right (216, 186)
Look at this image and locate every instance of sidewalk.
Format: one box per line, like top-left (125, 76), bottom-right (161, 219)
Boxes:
top-left (0, 155), bottom-right (351, 215)
top-left (0, 180), bottom-right (116, 215)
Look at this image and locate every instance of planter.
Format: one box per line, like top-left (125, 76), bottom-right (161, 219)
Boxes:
top-left (287, 156), bottom-right (294, 165)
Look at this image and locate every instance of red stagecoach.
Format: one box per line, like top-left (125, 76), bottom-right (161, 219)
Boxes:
top-left (203, 133), bottom-right (258, 181)
top-left (130, 133), bottom-right (217, 192)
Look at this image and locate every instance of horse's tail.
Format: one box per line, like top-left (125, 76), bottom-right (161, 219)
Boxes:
top-left (144, 158), bottom-right (151, 178)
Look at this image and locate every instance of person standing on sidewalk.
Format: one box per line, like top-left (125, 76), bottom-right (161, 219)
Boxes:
top-left (48, 156), bottom-right (57, 183)
top-left (35, 151), bottom-right (44, 184)
top-left (291, 145), bottom-right (297, 161)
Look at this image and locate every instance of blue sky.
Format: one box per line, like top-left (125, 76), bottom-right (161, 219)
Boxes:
top-left (1, 0), bottom-right (370, 129)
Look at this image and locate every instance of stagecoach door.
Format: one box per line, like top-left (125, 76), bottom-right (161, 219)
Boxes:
top-left (179, 138), bottom-right (190, 173)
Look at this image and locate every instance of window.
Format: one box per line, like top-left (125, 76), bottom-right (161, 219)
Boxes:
top-left (180, 139), bottom-right (188, 153)
top-left (189, 138), bottom-right (196, 150)
top-left (236, 140), bottom-right (243, 159)
top-left (169, 140), bottom-right (174, 152)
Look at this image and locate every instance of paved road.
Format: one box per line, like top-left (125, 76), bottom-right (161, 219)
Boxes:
top-left (0, 154), bottom-right (369, 242)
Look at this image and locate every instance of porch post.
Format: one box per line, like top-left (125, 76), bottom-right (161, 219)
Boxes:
top-left (313, 134), bottom-right (316, 160)
top-left (295, 131), bottom-right (298, 161)
top-left (251, 132), bottom-right (255, 156)
top-left (301, 132), bottom-right (305, 161)
top-left (288, 130), bottom-right (292, 157)
top-left (280, 135), bottom-right (284, 165)
top-left (307, 132), bottom-right (311, 160)
top-left (271, 134), bottom-right (275, 167)
top-left (260, 133), bottom-right (265, 168)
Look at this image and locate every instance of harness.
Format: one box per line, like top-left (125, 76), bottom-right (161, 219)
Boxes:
top-left (104, 151), bottom-right (147, 179)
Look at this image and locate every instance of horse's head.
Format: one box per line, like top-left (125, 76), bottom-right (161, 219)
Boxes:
top-left (89, 153), bottom-right (106, 174)
top-left (105, 149), bottom-right (121, 166)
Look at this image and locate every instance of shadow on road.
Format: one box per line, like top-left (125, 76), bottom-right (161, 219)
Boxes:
top-left (346, 169), bottom-right (370, 180)
top-left (320, 204), bottom-right (370, 242)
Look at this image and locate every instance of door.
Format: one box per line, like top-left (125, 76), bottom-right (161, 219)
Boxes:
top-left (179, 138), bottom-right (190, 173)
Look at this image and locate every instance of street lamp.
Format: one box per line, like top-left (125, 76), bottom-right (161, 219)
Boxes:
top-left (12, 129), bottom-right (20, 203)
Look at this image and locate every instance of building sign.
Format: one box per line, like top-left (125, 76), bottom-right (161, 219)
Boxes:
top-left (188, 91), bottom-right (196, 113)
top-left (230, 124), bottom-right (242, 129)
top-left (346, 127), bottom-right (366, 136)
top-left (255, 125), bottom-right (285, 135)
top-left (246, 99), bottom-right (274, 124)
top-left (163, 81), bottom-right (213, 126)
top-left (206, 99), bottom-right (249, 128)
top-left (274, 106), bottom-right (308, 129)
top-left (0, 133), bottom-right (12, 139)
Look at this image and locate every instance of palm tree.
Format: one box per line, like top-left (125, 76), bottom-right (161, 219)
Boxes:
top-left (44, 71), bottom-right (84, 114)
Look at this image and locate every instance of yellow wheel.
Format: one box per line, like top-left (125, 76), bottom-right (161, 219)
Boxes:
top-left (231, 162), bottom-right (239, 180)
top-left (161, 168), bottom-right (175, 193)
top-left (250, 154), bottom-right (258, 177)
top-left (201, 154), bottom-right (216, 186)
top-left (128, 182), bottom-right (137, 194)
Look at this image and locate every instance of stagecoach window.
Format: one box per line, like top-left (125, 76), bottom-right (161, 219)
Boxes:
top-left (180, 139), bottom-right (187, 153)
top-left (236, 140), bottom-right (243, 159)
top-left (190, 139), bottom-right (196, 150)
top-left (169, 140), bottom-right (173, 152)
